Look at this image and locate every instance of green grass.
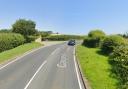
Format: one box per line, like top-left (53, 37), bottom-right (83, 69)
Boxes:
top-left (0, 42), bottom-right (42, 63)
top-left (76, 45), bottom-right (118, 89)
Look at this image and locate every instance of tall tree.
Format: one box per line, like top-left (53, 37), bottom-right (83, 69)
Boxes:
top-left (12, 19), bottom-right (37, 36)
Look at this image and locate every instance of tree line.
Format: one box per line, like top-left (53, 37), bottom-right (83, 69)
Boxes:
top-left (0, 18), bottom-right (84, 52)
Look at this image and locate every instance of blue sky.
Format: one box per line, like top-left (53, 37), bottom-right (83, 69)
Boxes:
top-left (0, 0), bottom-right (128, 35)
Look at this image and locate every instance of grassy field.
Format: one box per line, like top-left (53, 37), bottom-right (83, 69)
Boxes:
top-left (76, 45), bottom-right (118, 89)
top-left (0, 42), bottom-right (42, 63)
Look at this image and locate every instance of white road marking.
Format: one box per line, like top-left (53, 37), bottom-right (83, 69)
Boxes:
top-left (57, 59), bottom-right (67, 68)
top-left (51, 47), bottom-right (60, 55)
top-left (24, 60), bottom-right (47, 89)
top-left (73, 47), bottom-right (83, 89)
top-left (57, 54), bottom-right (67, 68)
top-left (0, 46), bottom-right (47, 70)
top-left (24, 46), bottom-right (61, 89)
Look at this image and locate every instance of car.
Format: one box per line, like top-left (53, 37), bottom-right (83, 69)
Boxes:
top-left (68, 40), bottom-right (75, 46)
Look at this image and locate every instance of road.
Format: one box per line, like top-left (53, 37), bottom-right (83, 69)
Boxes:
top-left (0, 42), bottom-right (85, 89)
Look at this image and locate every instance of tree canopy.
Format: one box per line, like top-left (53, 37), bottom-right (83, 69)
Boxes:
top-left (88, 29), bottom-right (105, 38)
top-left (12, 19), bottom-right (37, 36)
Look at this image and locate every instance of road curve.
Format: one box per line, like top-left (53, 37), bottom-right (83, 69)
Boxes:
top-left (0, 43), bottom-right (85, 89)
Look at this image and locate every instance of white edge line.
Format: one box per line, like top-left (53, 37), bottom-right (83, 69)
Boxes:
top-left (0, 45), bottom-right (49, 70)
top-left (74, 47), bottom-right (83, 89)
top-left (24, 60), bottom-right (47, 89)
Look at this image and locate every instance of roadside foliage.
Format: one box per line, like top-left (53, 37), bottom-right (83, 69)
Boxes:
top-left (12, 19), bottom-right (37, 43)
top-left (42, 35), bottom-right (84, 41)
top-left (83, 30), bottom-right (105, 48)
top-left (101, 35), bottom-right (126, 54)
top-left (110, 45), bottom-right (128, 89)
top-left (82, 30), bottom-right (128, 89)
top-left (0, 33), bottom-right (25, 52)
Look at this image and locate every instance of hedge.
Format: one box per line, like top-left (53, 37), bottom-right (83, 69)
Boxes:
top-left (110, 45), bottom-right (128, 89)
top-left (42, 35), bottom-right (84, 41)
top-left (82, 37), bottom-right (101, 48)
top-left (0, 33), bottom-right (25, 52)
top-left (101, 35), bottom-right (126, 54)
top-left (25, 35), bottom-right (38, 43)
top-left (82, 30), bottom-right (105, 48)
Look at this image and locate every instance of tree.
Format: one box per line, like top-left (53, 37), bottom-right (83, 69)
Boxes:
top-left (12, 19), bottom-right (37, 37)
top-left (88, 29), bottom-right (105, 38)
top-left (83, 29), bottom-right (106, 48)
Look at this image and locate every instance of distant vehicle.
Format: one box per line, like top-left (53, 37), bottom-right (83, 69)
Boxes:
top-left (68, 40), bottom-right (75, 46)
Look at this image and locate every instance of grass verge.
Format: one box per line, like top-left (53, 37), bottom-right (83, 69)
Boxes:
top-left (76, 45), bottom-right (118, 89)
top-left (0, 42), bottom-right (42, 63)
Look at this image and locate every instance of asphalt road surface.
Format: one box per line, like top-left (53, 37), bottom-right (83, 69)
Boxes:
top-left (0, 42), bottom-right (85, 89)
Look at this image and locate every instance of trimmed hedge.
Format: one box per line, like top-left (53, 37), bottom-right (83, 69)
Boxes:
top-left (0, 33), bottom-right (25, 52)
top-left (101, 35), bottom-right (126, 54)
top-left (42, 35), bottom-right (84, 41)
top-left (110, 45), bottom-right (128, 88)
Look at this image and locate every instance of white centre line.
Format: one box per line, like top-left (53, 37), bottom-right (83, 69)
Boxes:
top-left (24, 60), bottom-right (47, 89)
top-left (73, 47), bottom-right (83, 89)
top-left (24, 46), bottom-right (61, 89)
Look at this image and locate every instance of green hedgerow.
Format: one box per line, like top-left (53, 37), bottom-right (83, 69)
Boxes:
top-left (101, 35), bottom-right (126, 54)
top-left (110, 45), bottom-right (128, 89)
top-left (0, 33), bottom-right (25, 52)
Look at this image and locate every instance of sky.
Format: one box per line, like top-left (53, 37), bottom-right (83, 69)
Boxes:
top-left (0, 0), bottom-right (128, 35)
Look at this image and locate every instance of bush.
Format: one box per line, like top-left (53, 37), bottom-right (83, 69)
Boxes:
top-left (110, 45), bottom-right (128, 88)
top-left (101, 35), bottom-right (126, 54)
top-left (25, 36), bottom-right (37, 43)
top-left (88, 30), bottom-right (105, 38)
top-left (41, 33), bottom-right (50, 38)
top-left (83, 30), bottom-right (106, 47)
top-left (82, 37), bottom-right (100, 48)
top-left (0, 33), bottom-right (25, 52)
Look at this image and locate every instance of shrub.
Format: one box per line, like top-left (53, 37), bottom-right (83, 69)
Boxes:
top-left (88, 30), bottom-right (105, 38)
top-left (25, 36), bottom-right (37, 43)
top-left (83, 30), bottom-right (106, 47)
top-left (41, 32), bottom-right (50, 37)
top-left (101, 35), bottom-right (126, 54)
top-left (110, 45), bottom-right (128, 88)
top-left (0, 33), bottom-right (25, 52)
top-left (82, 37), bottom-right (100, 48)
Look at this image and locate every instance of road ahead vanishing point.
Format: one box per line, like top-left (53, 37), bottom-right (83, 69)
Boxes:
top-left (0, 43), bottom-right (85, 89)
